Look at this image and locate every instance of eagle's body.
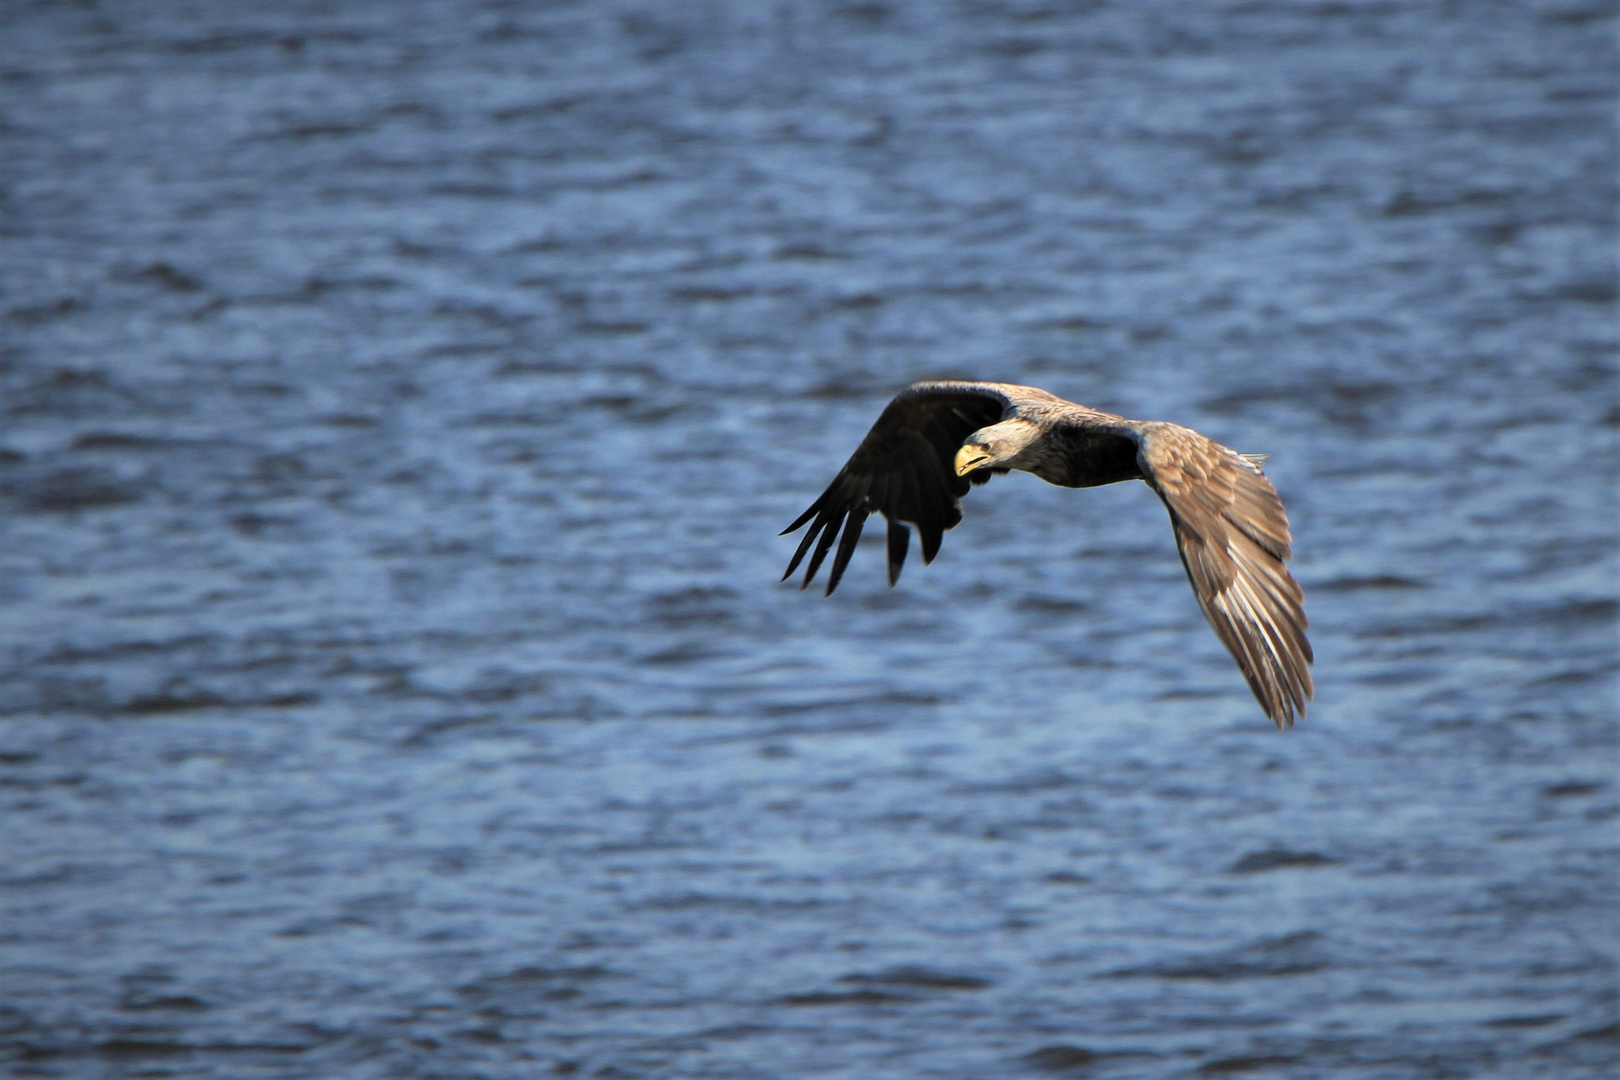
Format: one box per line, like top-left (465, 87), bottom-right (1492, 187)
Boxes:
top-left (781, 381), bottom-right (1313, 728)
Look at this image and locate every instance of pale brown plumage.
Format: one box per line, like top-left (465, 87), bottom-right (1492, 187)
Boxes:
top-left (781, 381), bottom-right (1314, 728)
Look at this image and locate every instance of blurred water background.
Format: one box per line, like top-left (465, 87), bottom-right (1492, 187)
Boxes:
top-left (1, 2), bottom-right (1616, 1077)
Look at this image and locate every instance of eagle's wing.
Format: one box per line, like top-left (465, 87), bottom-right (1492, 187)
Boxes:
top-left (1114, 421), bottom-right (1314, 728)
top-left (781, 382), bottom-right (1014, 594)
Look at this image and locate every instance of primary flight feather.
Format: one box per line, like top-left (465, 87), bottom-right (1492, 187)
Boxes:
top-left (781, 381), bottom-right (1314, 728)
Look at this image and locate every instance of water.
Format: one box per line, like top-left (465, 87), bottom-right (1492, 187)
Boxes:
top-left (1, 2), bottom-right (1615, 1077)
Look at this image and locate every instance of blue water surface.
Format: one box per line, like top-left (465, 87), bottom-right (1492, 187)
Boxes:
top-left (0, 2), bottom-right (1615, 1077)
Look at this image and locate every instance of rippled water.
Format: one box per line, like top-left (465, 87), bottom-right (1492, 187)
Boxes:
top-left (1, 2), bottom-right (1615, 1077)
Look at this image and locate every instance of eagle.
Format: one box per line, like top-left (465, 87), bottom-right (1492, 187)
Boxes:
top-left (781, 381), bottom-right (1313, 728)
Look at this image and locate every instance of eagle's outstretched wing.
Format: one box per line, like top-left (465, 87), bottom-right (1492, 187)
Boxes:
top-left (781, 382), bottom-right (1013, 594)
top-left (1120, 421), bottom-right (1314, 728)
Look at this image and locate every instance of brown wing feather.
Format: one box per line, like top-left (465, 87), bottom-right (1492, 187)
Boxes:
top-left (781, 382), bottom-right (1012, 594)
top-left (1133, 423), bottom-right (1314, 728)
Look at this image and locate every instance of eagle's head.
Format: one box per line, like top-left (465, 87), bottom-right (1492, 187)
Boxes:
top-left (954, 419), bottom-right (1041, 476)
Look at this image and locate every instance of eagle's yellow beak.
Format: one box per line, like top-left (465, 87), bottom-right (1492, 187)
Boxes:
top-left (954, 444), bottom-right (993, 477)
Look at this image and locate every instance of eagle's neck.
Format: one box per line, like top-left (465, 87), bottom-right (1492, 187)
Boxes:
top-left (1010, 426), bottom-right (1143, 489)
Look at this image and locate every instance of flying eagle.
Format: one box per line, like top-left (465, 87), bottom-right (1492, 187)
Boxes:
top-left (781, 381), bottom-right (1313, 728)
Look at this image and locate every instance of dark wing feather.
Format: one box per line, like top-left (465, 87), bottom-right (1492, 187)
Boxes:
top-left (885, 518), bottom-right (910, 586)
top-left (781, 382), bottom-right (1012, 594)
top-left (1131, 423), bottom-right (1314, 728)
